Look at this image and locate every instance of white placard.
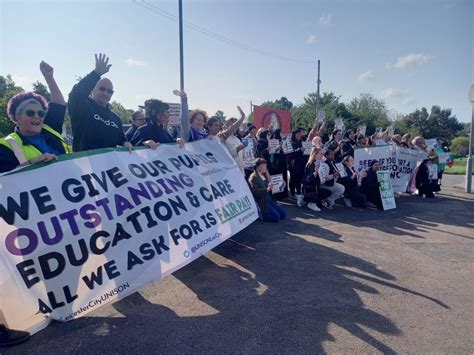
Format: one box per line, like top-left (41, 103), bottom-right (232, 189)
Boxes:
top-left (335, 162), bottom-right (348, 178)
top-left (283, 135), bottom-right (294, 154)
top-left (302, 141), bottom-right (313, 155)
top-left (268, 139), bottom-right (280, 154)
top-left (428, 164), bottom-right (438, 180)
top-left (317, 110), bottom-right (325, 123)
top-left (357, 125), bottom-right (367, 136)
top-left (270, 174), bottom-right (285, 194)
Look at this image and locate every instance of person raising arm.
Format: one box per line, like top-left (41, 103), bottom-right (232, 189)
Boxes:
top-left (68, 53), bottom-right (131, 152)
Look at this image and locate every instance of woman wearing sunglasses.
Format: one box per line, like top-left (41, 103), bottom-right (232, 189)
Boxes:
top-left (0, 61), bottom-right (68, 173)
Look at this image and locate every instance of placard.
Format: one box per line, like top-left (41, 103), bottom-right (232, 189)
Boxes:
top-left (387, 125), bottom-right (394, 136)
top-left (283, 135), bottom-right (294, 154)
top-left (357, 125), bottom-right (367, 136)
top-left (335, 162), bottom-right (348, 178)
top-left (270, 174), bottom-right (285, 194)
top-left (335, 118), bottom-right (344, 131)
top-left (377, 171), bottom-right (397, 210)
top-left (317, 110), bottom-right (325, 124)
top-left (428, 164), bottom-right (438, 180)
top-left (268, 139), bottom-right (280, 154)
top-left (167, 102), bottom-right (181, 126)
top-left (302, 141), bottom-right (313, 155)
top-left (242, 137), bottom-right (256, 168)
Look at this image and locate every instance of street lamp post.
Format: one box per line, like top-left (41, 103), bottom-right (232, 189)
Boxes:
top-left (178, 0), bottom-right (184, 92)
top-left (466, 85), bottom-right (474, 193)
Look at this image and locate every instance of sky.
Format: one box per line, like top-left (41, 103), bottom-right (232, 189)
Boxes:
top-left (1, 0), bottom-right (473, 122)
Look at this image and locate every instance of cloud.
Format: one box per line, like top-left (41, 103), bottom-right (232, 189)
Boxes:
top-left (402, 97), bottom-right (416, 105)
top-left (126, 58), bottom-right (147, 67)
top-left (380, 88), bottom-right (415, 105)
top-left (11, 74), bottom-right (38, 89)
top-left (358, 70), bottom-right (375, 81)
top-left (386, 53), bottom-right (432, 70)
top-left (380, 88), bottom-right (406, 99)
top-left (306, 34), bottom-right (318, 44)
top-left (319, 13), bottom-right (333, 26)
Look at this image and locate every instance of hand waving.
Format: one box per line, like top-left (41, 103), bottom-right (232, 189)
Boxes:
top-left (173, 89), bottom-right (187, 99)
top-left (95, 53), bottom-right (112, 76)
top-left (237, 106), bottom-right (245, 119)
top-left (39, 61), bottom-right (54, 79)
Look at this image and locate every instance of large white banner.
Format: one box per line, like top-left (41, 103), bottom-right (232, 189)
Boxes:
top-left (354, 145), bottom-right (427, 193)
top-left (0, 139), bottom-right (258, 334)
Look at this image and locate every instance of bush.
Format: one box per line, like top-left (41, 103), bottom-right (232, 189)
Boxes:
top-left (450, 136), bottom-right (470, 156)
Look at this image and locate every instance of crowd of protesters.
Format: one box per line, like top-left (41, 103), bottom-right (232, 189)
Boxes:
top-left (0, 54), bottom-right (453, 346)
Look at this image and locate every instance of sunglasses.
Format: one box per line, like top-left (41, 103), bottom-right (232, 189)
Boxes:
top-left (98, 86), bottom-right (114, 94)
top-left (24, 109), bottom-right (47, 118)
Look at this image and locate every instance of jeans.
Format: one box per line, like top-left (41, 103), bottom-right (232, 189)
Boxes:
top-left (261, 200), bottom-right (286, 222)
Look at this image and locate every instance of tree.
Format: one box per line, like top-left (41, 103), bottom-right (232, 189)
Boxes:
top-left (0, 75), bottom-right (24, 137)
top-left (425, 106), bottom-right (463, 141)
top-left (275, 97), bottom-right (293, 111)
top-left (214, 110), bottom-right (226, 122)
top-left (450, 136), bottom-right (469, 157)
top-left (32, 81), bottom-right (51, 101)
top-left (260, 100), bottom-right (286, 111)
top-left (398, 107), bottom-right (429, 137)
top-left (397, 105), bottom-right (463, 142)
top-left (347, 93), bottom-right (391, 134)
top-left (291, 92), bottom-right (351, 133)
top-left (109, 101), bottom-right (133, 124)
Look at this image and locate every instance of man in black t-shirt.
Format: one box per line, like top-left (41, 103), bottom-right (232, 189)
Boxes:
top-left (68, 54), bottom-right (132, 152)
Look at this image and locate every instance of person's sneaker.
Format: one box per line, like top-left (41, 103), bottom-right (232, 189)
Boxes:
top-left (0, 325), bottom-right (30, 347)
top-left (321, 199), bottom-right (330, 208)
top-left (307, 202), bottom-right (321, 212)
top-left (343, 198), bottom-right (352, 207)
top-left (296, 194), bottom-right (304, 207)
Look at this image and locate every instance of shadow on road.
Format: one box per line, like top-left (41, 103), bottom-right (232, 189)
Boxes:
top-left (4, 196), bottom-right (456, 354)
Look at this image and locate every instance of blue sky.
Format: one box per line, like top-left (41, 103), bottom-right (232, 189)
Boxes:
top-left (1, 0), bottom-right (472, 122)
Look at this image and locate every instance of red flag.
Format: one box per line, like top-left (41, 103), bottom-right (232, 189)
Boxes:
top-left (253, 105), bottom-right (292, 135)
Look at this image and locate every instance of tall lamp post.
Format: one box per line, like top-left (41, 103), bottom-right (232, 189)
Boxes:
top-left (466, 85), bottom-right (474, 193)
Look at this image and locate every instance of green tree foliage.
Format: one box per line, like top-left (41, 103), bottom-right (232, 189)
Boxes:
top-left (450, 136), bottom-right (470, 156)
top-left (260, 100), bottom-right (286, 111)
top-left (291, 92), bottom-right (351, 131)
top-left (32, 81), bottom-right (51, 101)
top-left (275, 96), bottom-right (293, 111)
top-left (109, 101), bottom-right (133, 124)
top-left (214, 110), bottom-right (226, 121)
top-left (0, 75), bottom-right (24, 137)
top-left (396, 105), bottom-right (463, 142)
top-left (346, 93), bottom-right (391, 134)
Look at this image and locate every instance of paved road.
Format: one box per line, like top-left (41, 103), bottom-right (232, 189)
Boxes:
top-left (443, 173), bottom-right (474, 190)
top-left (3, 187), bottom-right (473, 354)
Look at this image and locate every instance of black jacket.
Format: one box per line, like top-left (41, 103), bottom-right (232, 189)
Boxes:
top-left (327, 140), bottom-right (342, 162)
top-left (68, 71), bottom-right (125, 152)
top-left (340, 139), bottom-right (355, 158)
top-left (125, 125), bottom-right (138, 142)
top-left (256, 139), bottom-right (270, 161)
top-left (130, 119), bottom-right (174, 145)
top-left (339, 166), bottom-right (359, 193)
top-left (0, 103), bottom-right (66, 173)
top-left (361, 169), bottom-right (382, 207)
top-left (416, 162), bottom-right (430, 189)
